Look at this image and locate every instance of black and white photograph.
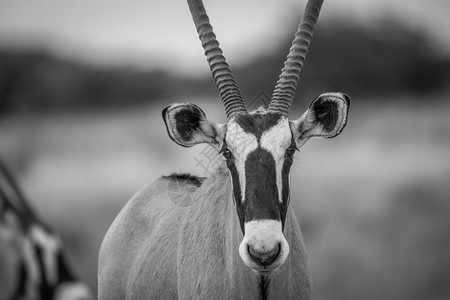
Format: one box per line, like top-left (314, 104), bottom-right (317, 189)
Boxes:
top-left (1, 0), bottom-right (449, 299)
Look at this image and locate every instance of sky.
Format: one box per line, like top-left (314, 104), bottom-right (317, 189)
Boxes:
top-left (0, 0), bottom-right (449, 76)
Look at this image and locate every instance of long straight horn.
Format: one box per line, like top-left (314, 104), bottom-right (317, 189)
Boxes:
top-left (187, 0), bottom-right (247, 119)
top-left (269, 0), bottom-right (324, 116)
top-left (0, 159), bottom-right (39, 225)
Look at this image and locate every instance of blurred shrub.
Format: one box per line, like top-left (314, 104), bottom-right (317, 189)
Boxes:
top-left (0, 18), bottom-right (449, 115)
top-left (0, 49), bottom-right (202, 114)
top-left (235, 18), bottom-right (450, 101)
top-left (316, 178), bottom-right (450, 300)
top-left (379, 179), bottom-right (450, 300)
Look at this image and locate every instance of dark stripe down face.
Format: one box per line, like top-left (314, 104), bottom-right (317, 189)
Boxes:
top-left (223, 111), bottom-right (296, 231)
top-left (224, 111), bottom-right (295, 274)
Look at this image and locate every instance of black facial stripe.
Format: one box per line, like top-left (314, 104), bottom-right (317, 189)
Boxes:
top-left (224, 112), bottom-right (294, 234)
top-left (222, 140), bottom-right (245, 232)
top-left (234, 113), bottom-right (283, 141)
top-left (244, 149), bottom-right (280, 222)
top-left (34, 243), bottom-right (55, 299)
top-left (279, 139), bottom-right (296, 229)
top-left (58, 251), bottom-right (76, 283)
top-left (32, 235), bottom-right (77, 299)
top-left (10, 259), bottom-right (27, 300)
top-left (226, 159), bottom-right (245, 232)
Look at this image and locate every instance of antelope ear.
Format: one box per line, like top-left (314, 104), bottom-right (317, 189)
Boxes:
top-left (290, 93), bottom-right (350, 148)
top-left (162, 103), bottom-right (225, 150)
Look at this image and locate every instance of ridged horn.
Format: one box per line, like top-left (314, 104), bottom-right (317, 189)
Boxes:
top-left (268, 0), bottom-right (325, 116)
top-left (187, 0), bottom-right (247, 119)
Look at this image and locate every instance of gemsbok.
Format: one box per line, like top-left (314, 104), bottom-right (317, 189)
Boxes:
top-left (98, 0), bottom-right (350, 298)
top-left (0, 159), bottom-right (94, 300)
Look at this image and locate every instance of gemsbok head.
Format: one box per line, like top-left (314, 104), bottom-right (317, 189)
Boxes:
top-left (0, 159), bottom-right (94, 300)
top-left (99, 0), bottom-right (350, 299)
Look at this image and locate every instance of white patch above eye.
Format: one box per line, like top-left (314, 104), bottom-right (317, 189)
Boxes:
top-left (260, 117), bottom-right (292, 203)
top-left (226, 121), bottom-right (258, 158)
top-left (226, 121), bottom-right (258, 202)
top-left (260, 117), bottom-right (291, 157)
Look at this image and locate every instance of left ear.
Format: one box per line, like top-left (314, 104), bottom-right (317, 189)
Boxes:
top-left (162, 103), bottom-right (226, 150)
top-left (290, 92), bottom-right (350, 148)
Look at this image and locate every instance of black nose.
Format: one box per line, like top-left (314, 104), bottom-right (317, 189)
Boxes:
top-left (248, 243), bottom-right (281, 267)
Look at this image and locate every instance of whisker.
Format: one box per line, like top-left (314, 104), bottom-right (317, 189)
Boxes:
top-left (292, 156), bottom-right (305, 170)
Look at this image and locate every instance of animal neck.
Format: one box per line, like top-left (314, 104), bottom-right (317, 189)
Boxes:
top-left (177, 165), bottom-right (312, 299)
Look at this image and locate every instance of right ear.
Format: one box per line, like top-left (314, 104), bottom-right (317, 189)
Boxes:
top-left (162, 103), bottom-right (226, 150)
top-left (290, 93), bottom-right (350, 148)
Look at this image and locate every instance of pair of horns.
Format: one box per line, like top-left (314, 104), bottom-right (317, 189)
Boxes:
top-left (187, 0), bottom-right (324, 119)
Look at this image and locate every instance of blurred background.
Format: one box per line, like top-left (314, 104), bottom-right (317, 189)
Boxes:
top-left (0, 0), bottom-right (449, 299)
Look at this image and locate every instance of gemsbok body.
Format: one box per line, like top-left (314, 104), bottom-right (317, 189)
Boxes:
top-left (98, 0), bottom-right (350, 299)
top-left (0, 159), bottom-right (94, 300)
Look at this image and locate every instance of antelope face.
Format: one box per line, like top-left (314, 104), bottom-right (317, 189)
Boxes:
top-left (163, 92), bottom-right (350, 274)
top-left (167, 0), bottom-right (346, 277)
top-left (224, 112), bottom-right (293, 274)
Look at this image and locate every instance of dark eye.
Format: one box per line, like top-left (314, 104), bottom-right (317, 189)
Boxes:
top-left (286, 146), bottom-right (296, 157)
top-left (222, 150), bottom-right (233, 160)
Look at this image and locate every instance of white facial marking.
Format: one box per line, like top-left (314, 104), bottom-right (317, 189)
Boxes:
top-left (239, 220), bottom-right (289, 274)
top-left (226, 121), bottom-right (258, 202)
top-left (30, 225), bottom-right (61, 285)
top-left (54, 282), bottom-right (94, 300)
top-left (260, 117), bottom-right (291, 203)
top-left (22, 236), bottom-right (40, 299)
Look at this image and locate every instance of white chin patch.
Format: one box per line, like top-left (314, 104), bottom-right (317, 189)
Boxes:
top-left (53, 282), bottom-right (94, 300)
top-left (238, 220), bottom-right (289, 274)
